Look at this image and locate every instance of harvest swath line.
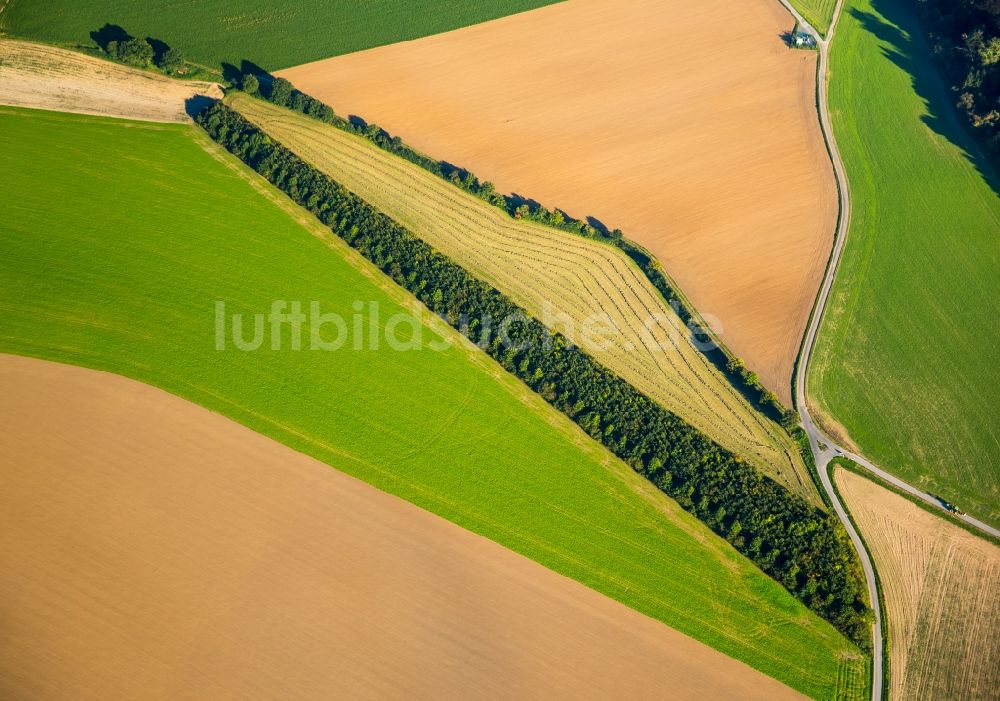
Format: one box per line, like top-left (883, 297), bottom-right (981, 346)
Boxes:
top-left (227, 93), bottom-right (815, 501)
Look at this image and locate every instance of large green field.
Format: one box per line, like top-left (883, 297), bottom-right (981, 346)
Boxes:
top-left (0, 0), bottom-right (558, 70)
top-left (811, 0), bottom-right (1000, 526)
top-left (0, 107), bottom-right (867, 699)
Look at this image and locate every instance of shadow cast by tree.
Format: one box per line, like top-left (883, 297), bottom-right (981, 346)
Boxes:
top-left (89, 24), bottom-right (129, 52)
top-left (146, 37), bottom-right (170, 66)
top-left (185, 94), bottom-right (218, 120)
top-left (853, 0), bottom-right (1000, 199)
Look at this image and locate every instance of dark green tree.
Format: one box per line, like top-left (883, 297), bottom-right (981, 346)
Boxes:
top-left (107, 37), bottom-right (153, 67)
top-left (158, 47), bottom-right (184, 74)
top-left (269, 77), bottom-right (293, 106)
top-left (242, 73), bottom-right (260, 96)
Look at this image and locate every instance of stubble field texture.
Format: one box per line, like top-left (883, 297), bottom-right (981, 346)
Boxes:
top-left (0, 0), bottom-right (559, 70)
top-left (226, 92), bottom-right (815, 501)
top-left (810, 0), bottom-right (1000, 527)
top-left (275, 0), bottom-right (838, 405)
top-left (0, 39), bottom-right (221, 122)
top-left (0, 354), bottom-right (809, 701)
top-left (836, 468), bottom-right (1000, 700)
top-left (0, 107), bottom-right (867, 700)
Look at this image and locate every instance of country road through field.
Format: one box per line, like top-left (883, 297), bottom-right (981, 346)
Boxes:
top-left (787, 0), bottom-right (1000, 698)
top-left (781, 0), bottom-right (884, 698)
top-left (785, 2), bottom-right (999, 539)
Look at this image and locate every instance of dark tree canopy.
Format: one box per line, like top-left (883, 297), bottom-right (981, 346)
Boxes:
top-left (269, 77), bottom-right (294, 107)
top-left (242, 73), bottom-right (260, 96)
top-left (918, 0), bottom-right (1000, 155)
top-left (106, 36), bottom-right (153, 67)
top-left (158, 47), bottom-right (184, 74)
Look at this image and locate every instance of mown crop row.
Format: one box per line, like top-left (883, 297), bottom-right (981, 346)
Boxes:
top-left (226, 91), bottom-right (813, 498)
top-left (240, 71), bottom-right (795, 427)
top-left (196, 101), bottom-right (872, 648)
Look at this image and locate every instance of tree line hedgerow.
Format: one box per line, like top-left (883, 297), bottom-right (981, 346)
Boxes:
top-left (90, 23), bottom-right (186, 75)
top-left (235, 69), bottom-right (794, 424)
top-left (196, 101), bottom-right (872, 648)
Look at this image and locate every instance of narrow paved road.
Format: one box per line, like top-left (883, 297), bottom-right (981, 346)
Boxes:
top-left (839, 447), bottom-right (1000, 538)
top-left (778, 1), bottom-right (885, 699)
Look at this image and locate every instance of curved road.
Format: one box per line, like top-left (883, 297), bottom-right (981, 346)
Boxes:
top-left (782, 0), bottom-right (1000, 699)
top-left (781, 0), bottom-right (879, 696)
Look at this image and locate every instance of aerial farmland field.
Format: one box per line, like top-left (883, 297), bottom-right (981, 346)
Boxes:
top-left (275, 0), bottom-right (837, 403)
top-left (0, 354), bottom-right (808, 701)
top-left (226, 92), bottom-right (815, 501)
top-left (810, 0), bottom-right (1000, 526)
top-left (0, 0), bottom-right (560, 70)
top-left (0, 107), bottom-right (866, 699)
top-left (2, 0), bottom-right (998, 697)
top-left (836, 468), bottom-right (1000, 700)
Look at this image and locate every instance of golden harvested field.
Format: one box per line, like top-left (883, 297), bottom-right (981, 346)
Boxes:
top-left (276, 0), bottom-right (836, 403)
top-left (0, 39), bottom-right (221, 122)
top-left (0, 354), bottom-right (807, 701)
top-left (228, 92), bottom-right (814, 501)
top-left (836, 469), bottom-right (1000, 700)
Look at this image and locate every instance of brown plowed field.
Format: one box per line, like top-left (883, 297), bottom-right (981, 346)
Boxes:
top-left (276, 0), bottom-right (836, 402)
top-left (0, 354), bottom-right (805, 701)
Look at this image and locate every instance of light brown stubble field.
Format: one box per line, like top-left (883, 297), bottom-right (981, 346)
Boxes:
top-left (836, 468), bottom-right (1000, 700)
top-left (276, 0), bottom-right (837, 403)
top-left (0, 40), bottom-right (221, 122)
top-left (0, 354), bottom-right (806, 701)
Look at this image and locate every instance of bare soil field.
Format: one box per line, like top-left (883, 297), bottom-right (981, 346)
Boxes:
top-left (0, 39), bottom-right (220, 122)
top-left (227, 92), bottom-right (815, 501)
top-left (0, 353), bottom-right (805, 701)
top-left (836, 469), bottom-right (1000, 700)
top-left (276, 0), bottom-right (837, 403)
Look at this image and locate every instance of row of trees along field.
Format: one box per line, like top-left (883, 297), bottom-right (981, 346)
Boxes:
top-left (917, 0), bottom-right (1000, 157)
top-left (237, 71), bottom-right (795, 426)
top-left (196, 101), bottom-right (872, 649)
top-left (91, 24), bottom-right (185, 74)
